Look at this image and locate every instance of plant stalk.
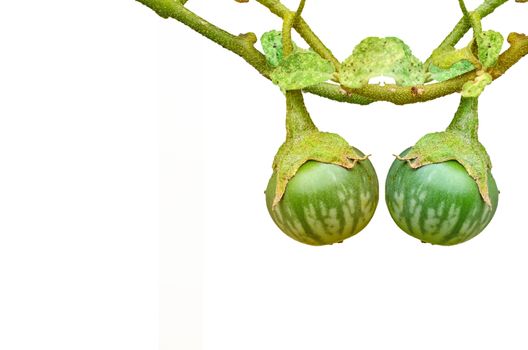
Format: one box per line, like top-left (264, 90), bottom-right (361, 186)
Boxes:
top-left (285, 91), bottom-right (317, 139)
top-left (255, 0), bottom-right (340, 70)
top-left (426, 0), bottom-right (508, 64)
top-left (135, 0), bottom-right (271, 78)
top-left (282, 12), bottom-right (295, 57)
top-left (448, 97), bottom-right (479, 139)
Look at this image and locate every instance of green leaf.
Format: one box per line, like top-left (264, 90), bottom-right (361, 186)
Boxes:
top-left (468, 12), bottom-right (503, 69)
top-left (260, 30), bottom-right (303, 67)
top-left (461, 72), bottom-right (493, 97)
top-left (476, 30), bottom-right (504, 68)
top-left (427, 30), bottom-right (503, 75)
top-left (339, 37), bottom-right (426, 88)
top-left (261, 30), bottom-right (284, 67)
top-left (429, 60), bottom-right (475, 82)
top-left (429, 44), bottom-right (477, 69)
top-left (270, 51), bottom-right (335, 91)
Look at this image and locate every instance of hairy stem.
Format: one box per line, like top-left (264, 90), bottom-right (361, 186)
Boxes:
top-left (426, 0), bottom-right (508, 64)
top-left (281, 1), bottom-right (315, 139)
top-left (295, 0), bottom-right (306, 18)
top-left (303, 83), bottom-right (374, 105)
top-left (285, 90), bottom-right (317, 139)
top-left (255, 0), bottom-right (340, 69)
top-left (136, 0), bottom-right (271, 77)
top-left (458, 0), bottom-right (484, 42)
top-left (282, 0), bottom-right (306, 57)
top-left (448, 97), bottom-right (479, 139)
top-left (458, 0), bottom-right (472, 20)
top-left (282, 12), bottom-right (295, 57)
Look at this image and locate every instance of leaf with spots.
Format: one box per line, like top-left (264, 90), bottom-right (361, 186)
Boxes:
top-left (270, 51), bottom-right (335, 91)
top-left (428, 60), bottom-right (475, 82)
top-left (339, 37), bottom-right (426, 88)
top-left (461, 72), bottom-right (492, 97)
top-left (429, 43), bottom-right (478, 70)
top-left (476, 30), bottom-right (504, 68)
top-left (261, 30), bottom-right (285, 67)
top-left (466, 12), bottom-right (504, 69)
top-left (260, 30), bottom-right (303, 67)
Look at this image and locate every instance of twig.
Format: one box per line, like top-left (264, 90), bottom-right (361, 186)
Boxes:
top-left (136, 0), bottom-right (271, 78)
top-left (426, 0), bottom-right (508, 64)
top-left (255, 0), bottom-right (340, 70)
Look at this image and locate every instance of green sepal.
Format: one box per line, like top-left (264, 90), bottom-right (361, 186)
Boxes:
top-left (271, 131), bottom-right (367, 207)
top-left (476, 30), bottom-right (504, 69)
top-left (428, 60), bottom-right (475, 82)
top-left (397, 97), bottom-right (493, 207)
top-left (339, 37), bottom-right (426, 88)
top-left (270, 51), bottom-right (335, 91)
top-left (271, 91), bottom-right (367, 207)
top-left (461, 72), bottom-right (492, 97)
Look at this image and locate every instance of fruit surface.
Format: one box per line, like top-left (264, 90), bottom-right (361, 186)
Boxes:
top-left (385, 151), bottom-right (499, 246)
top-left (265, 159), bottom-right (379, 246)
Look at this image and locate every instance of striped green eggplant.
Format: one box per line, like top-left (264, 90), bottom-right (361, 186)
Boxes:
top-left (266, 160), bottom-right (379, 246)
top-left (385, 157), bottom-right (499, 246)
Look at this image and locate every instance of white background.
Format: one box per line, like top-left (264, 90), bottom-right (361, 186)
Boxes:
top-left (1, 1), bottom-right (528, 349)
